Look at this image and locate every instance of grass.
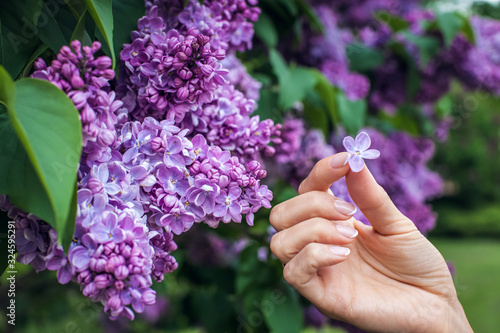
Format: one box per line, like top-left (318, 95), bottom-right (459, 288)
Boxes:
top-left (429, 238), bottom-right (500, 333)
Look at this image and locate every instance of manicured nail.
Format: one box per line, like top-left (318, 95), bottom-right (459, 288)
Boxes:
top-left (330, 246), bottom-right (350, 256)
top-left (336, 224), bottom-right (358, 239)
top-left (334, 199), bottom-right (357, 216)
top-left (329, 152), bottom-right (350, 168)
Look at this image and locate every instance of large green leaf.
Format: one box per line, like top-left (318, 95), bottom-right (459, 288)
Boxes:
top-left (7, 78), bottom-right (81, 243)
top-left (401, 32), bottom-right (440, 67)
top-left (255, 13), bottom-right (278, 48)
top-left (375, 11), bottom-right (410, 32)
top-left (83, 0), bottom-right (115, 68)
top-left (269, 49), bottom-right (317, 110)
top-left (262, 284), bottom-right (303, 333)
top-left (436, 12), bottom-right (464, 47)
top-left (0, 0), bottom-right (43, 78)
top-left (347, 43), bottom-right (385, 72)
top-left (337, 91), bottom-right (367, 134)
top-left (37, 1), bottom-right (69, 54)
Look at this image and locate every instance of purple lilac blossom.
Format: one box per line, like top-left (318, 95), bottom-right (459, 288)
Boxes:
top-left (342, 132), bottom-right (380, 173)
top-left (456, 16), bottom-right (500, 95)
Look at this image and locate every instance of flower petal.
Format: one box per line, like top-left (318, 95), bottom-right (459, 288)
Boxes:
top-left (361, 149), bottom-right (380, 160)
top-left (349, 154), bottom-right (365, 173)
top-left (342, 136), bottom-right (356, 154)
top-left (355, 132), bottom-right (371, 151)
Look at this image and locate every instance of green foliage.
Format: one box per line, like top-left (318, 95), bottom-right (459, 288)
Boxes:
top-left (82, 0), bottom-right (115, 67)
top-left (0, 0), bottom-right (43, 78)
top-left (374, 11), bottom-right (410, 32)
top-left (0, 68), bottom-right (82, 251)
top-left (337, 92), bottom-right (367, 135)
top-left (346, 43), bottom-right (385, 72)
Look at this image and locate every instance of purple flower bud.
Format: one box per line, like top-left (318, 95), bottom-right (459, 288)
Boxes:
top-left (197, 34), bottom-right (210, 46)
top-left (200, 64), bottom-right (214, 76)
top-left (87, 178), bottom-right (103, 194)
top-left (34, 59), bottom-right (47, 72)
top-left (95, 56), bottom-right (112, 70)
top-left (214, 49), bottom-right (226, 61)
top-left (151, 137), bottom-right (165, 151)
top-left (176, 86), bottom-right (189, 100)
top-left (247, 160), bottom-right (261, 172)
top-left (114, 265), bottom-right (130, 280)
top-left (106, 255), bottom-right (125, 272)
top-left (142, 289), bottom-right (156, 305)
top-left (94, 274), bottom-right (111, 289)
top-left (97, 129), bottom-right (115, 147)
top-left (81, 105), bottom-right (96, 123)
top-left (71, 75), bottom-right (85, 89)
top-left (178, 69), bottom-right (193, 80)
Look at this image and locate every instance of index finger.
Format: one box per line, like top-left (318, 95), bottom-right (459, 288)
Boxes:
top-left (298, 152), bottom-right (350, 194)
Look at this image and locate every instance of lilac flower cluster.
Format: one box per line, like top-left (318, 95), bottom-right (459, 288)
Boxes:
top-left (297, 5), bottom-right (370, 100)
top-left (179, 0), bottom-right (260, 52)
top-left (32, 40), bottom-right (122, 162)
top-left (119, 13), bottom-right (228, 122)
top-left (119, 2), bottom-right (280, 163)
top-left (456, 16), bottom-right (500, 95)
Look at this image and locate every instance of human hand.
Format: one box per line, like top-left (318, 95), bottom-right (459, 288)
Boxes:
top-left (269, 153), bottom-right (472, 333)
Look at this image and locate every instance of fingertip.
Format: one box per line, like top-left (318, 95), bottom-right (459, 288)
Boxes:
top-left (329, 152), bottom-right (350, 169)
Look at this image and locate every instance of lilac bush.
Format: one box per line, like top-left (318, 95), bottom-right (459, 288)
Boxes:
top-left (1, 0), bottom-right (274, 321)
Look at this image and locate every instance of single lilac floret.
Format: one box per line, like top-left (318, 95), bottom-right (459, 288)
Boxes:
top-left (343, 132), bottom-right (380, 173)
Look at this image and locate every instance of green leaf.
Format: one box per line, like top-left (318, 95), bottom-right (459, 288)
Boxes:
top-left (7, 78), bottom-right (81, 243)
top-left (70, 10), bottom-right (93, 46)
top-left (294, 0), bottom-right (324, 33)
top-left (62, 183), bottom-right (78, 251)
top-left (64, 0), bottom-right (88, 18)
top-left (437, 12), bottom-right (464, 47)
top-left (346, 42), bottom-right (385, 72)
top-left (255, 13), bottom-right (278, 48)
top-left (276, 0), bottom-right (298, 16)
top-left (460, 15), bottom-right (476, 45)
top-left (262, 284), bottom-right (303, 333)
top-left (311, 70), bottom-right (338, 126)
top-left (337, 91), bottom-right (366, 134)
top-left (269, 49), bottom-right (317, 110)
top-left (303, 89), bottom-right (329, 137)
top-left (37, 2), bottom-right (69, 54)
top-left (401, 32), bottom-right (440, 67)
top-left (83, 0), bottom-right (115, 68)
top-left (0, 0), bottom-right (43, 78)
top-left (375, 11), bottom-right (410, 32)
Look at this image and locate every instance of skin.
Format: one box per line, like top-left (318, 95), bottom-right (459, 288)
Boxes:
top-left (269, 152), bottom-right (473, 333)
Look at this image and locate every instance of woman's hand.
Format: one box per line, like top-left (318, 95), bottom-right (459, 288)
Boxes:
top-left (269, 153), bottom-right (472, 333)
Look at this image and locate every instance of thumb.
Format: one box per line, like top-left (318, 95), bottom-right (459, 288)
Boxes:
top-left (345, 166), bottom-right (417, 235)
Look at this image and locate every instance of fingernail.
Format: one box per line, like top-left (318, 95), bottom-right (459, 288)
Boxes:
top-left (336, 224), bottom-right (358, 238)
top-left (334, 199), bottom-right (357, 216)
top-left (330, 246), bottom-right (350, 256)
top-left (329, 152), bottom-right (350, 168)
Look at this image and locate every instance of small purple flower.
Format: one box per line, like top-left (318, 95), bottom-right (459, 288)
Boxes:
top-left (343, 132), bottom-right (380, 173)
top-left (213, 187), bottom-right (242, 223)
top-left (90, 211), bottom-right (126, 243)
